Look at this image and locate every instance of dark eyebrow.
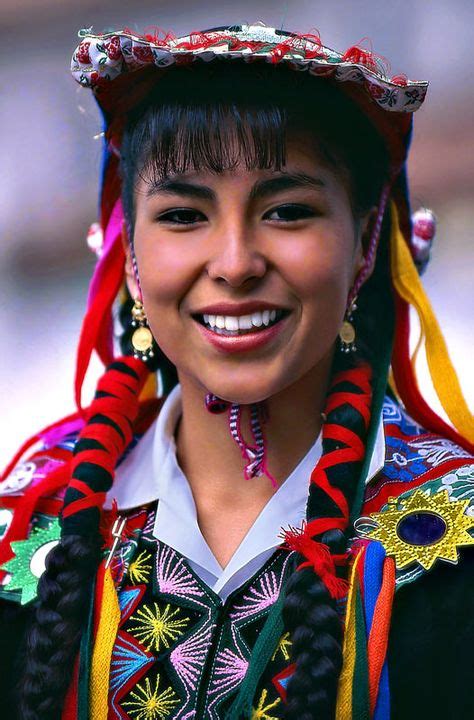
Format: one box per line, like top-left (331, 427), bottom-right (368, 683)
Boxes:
top-left (249, 173), bottom-right (326, 200)
top-left (145, 173), bottom-right (326, 202)
top-left (146, 180), bottom-right (214, 201)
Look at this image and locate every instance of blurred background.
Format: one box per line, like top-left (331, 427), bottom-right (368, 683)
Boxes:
top-left (1, 0), bottom-right (473, 467)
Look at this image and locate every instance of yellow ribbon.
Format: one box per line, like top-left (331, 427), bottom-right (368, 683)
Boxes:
top-left (390, 202), bottom-right (474, 443)
top-left (90, 567), bottom-right (121, 720)
top-left (335, 549), bottom-right (363, 720)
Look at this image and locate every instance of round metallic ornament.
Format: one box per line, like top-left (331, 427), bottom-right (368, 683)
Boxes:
top-left (339, 320), bottom-right (355, 345)
top-left (132, 326), bottom-right (154, 353)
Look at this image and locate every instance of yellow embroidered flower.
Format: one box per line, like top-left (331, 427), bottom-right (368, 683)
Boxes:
top-left (251, 688), bottom-right (281, 719)
top-left (123, 674), bottom-right (179, 719)
top-left (128, 550), bottom-right (153, 584)
top-left (271, 631), bottom-right (292, 662)
top-left (129, 602), bottom-right (189, 651)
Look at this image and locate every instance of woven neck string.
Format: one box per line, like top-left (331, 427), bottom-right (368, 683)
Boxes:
top-left (205, 394), bottom-right (277, 487)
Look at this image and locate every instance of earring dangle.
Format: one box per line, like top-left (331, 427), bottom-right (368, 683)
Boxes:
top-left (339, 297), bottom-right (357, 353)
top-left (131, 298), bottom-right (155, 362)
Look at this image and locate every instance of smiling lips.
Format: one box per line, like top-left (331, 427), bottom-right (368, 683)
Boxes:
top-left (192, 301), bottom-right (291, 352)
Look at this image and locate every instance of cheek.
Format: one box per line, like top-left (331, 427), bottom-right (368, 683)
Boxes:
top-left (134, 232), bottom-right (197, 309)
top-left (280, 222), bottom-right (356, 318)
top-left (132, 230), bottom-right (201, 362)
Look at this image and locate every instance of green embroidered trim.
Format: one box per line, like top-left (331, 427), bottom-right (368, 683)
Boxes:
top-left (226, 585), bottom-right (287, 719)
top-left (350, 267), bottom-right (394, 527)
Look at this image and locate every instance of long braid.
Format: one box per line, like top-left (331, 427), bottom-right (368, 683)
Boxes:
top-left (282, 543), bottom-right (344, 719)
top-left (283, 362), bottom-right (373, 720)
top-left (20, 357), bottom-right (150, 719)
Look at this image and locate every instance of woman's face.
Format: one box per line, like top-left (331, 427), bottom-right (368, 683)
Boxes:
top-left (126, 130), bottom-right (368, 404)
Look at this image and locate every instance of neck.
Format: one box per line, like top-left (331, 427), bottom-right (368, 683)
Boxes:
top-left (175, 356), bottom-right (333, 509)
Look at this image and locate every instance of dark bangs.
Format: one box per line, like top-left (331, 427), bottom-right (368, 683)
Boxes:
top-left (119, 62), bottom-right (389, 232)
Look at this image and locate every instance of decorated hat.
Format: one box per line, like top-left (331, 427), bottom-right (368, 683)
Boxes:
top-left (68, 22), bottom-right (472, 450)
top-left (72, 24), bottom-right (427, 169)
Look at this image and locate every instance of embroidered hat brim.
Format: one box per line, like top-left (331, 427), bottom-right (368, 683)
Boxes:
top-left (71, 23), bottom-right (428, 173)
top-left (71, 24), bottom-right (428, 115)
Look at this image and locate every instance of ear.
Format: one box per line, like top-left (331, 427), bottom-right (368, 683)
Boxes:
top-left (352, 206), bottom-right (379, 284)
top-left (121, 220), bottom-right (140, 299)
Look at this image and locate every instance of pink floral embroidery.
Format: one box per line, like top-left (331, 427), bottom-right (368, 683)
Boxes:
top-left (156, 544), bottom-right (204, 598)
top-left (171, 626), bottom-right (213, 691)
top-left (105, 36), bottom-right (122, 61)
top-left (214, 647), bottom-right (248, 686)
top-left (231, 569), bottom-right (281, 620)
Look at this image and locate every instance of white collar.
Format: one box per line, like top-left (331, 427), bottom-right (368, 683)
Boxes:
top-left (107, 385), bottom-right (385, 600)
top-left (108, 383), bottom-right (385, 511)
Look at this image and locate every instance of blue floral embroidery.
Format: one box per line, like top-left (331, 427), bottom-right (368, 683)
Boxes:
top-left (384, 437), bottom-right (428, 482)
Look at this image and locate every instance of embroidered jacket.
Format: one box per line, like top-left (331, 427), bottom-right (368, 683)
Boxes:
top-left (1, 396), bottom-right (473, 719)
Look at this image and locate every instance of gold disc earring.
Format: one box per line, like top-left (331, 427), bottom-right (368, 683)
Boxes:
top-left (339, 297), bottom-right (357, 353)
top-left (131, 298), bottom-right (155, 362)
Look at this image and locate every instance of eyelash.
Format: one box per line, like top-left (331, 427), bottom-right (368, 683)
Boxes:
top-left (156, 204), bottom-right (317, 225)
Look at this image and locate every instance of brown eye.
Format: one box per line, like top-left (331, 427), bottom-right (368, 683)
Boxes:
top-left (157, 208), bottom-right (207, 225)
top-left (264, 204), bottom-right (316, 222)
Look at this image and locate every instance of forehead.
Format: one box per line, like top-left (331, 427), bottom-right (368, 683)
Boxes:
top-left (135, 124), bottom-right (343, 183)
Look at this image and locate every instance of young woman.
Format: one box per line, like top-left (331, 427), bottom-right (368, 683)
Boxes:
top-left (1, 23), bottom-right (473, 720)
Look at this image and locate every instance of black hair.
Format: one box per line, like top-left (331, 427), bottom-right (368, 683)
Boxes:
top-left (119, 61), bottom-right (389, 238)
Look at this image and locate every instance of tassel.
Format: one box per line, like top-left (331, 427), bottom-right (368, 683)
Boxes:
top-left (283, 523), bottom-right (349, 600)
top-left (367, 556), bottom-right (395, 717)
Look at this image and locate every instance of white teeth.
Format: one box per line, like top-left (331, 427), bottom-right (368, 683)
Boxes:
top-left (252, 312), bottom-right (263, 327)
top-left (224, 316), bottom-right (239, 331)
top-left (199, 309), bottom-right (284, 333)
top-left (238, 315), bottom-right (253, 330)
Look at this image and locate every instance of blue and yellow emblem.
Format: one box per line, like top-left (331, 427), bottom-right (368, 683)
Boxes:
top-left (364, 489), bottom-right (474, 570)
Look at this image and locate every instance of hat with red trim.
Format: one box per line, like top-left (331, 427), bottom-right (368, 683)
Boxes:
top-left (70, 22), bottom-right (473, 450)
top-left (72, 24), bottom-right (427, 168)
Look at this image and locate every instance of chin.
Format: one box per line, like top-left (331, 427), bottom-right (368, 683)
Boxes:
top-left (199, 370), bottom-right (292, 406)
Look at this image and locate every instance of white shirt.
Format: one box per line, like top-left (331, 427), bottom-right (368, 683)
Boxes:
top-left (107, 385), bottom-right (385, 601)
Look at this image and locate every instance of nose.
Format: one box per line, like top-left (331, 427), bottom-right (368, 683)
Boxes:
top-left (206, 222), bottom-right (267, 288)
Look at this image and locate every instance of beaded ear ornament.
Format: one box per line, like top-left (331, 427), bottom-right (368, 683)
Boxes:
top-left (130, 299), bottom-right (155, 361)
top-left (339, 297), bottom-right (358, 353)
top-left (410, 207), bottom-right (436, 275)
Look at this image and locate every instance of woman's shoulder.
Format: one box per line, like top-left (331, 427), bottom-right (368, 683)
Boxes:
top-left (359, 395), bottom-right (474, 593)
top-left (366, 394), bottom-right (473, 511)
top-left (0, 405), bottom-right (159, 606)
top-left (0, 395), bottom-right (162, 525)
top-left (0, 432), bottom-right (78, 605)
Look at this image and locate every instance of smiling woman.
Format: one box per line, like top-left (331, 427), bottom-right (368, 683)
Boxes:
top-left (119, 63), bottom-right (388, 411)
top-left (1, 23), bottom-right (473, 720)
